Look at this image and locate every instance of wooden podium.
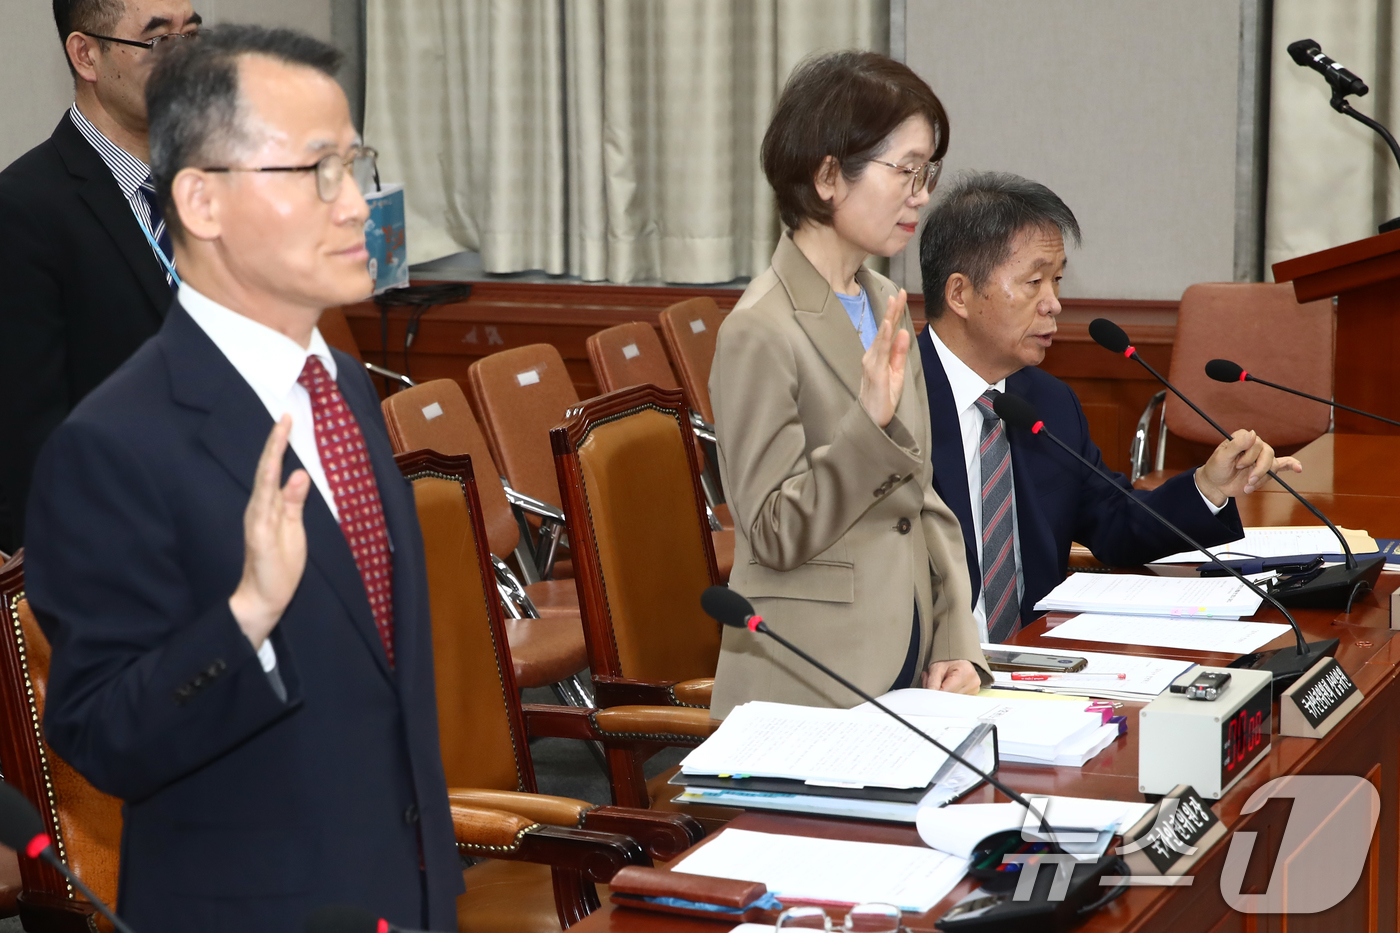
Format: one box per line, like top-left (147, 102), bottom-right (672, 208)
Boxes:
top-left (1274, 228), bottom-right (1400, 434)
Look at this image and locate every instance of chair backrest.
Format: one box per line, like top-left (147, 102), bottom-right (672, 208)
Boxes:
top-left (468, 344), bottom-right (580, 511)
top-left (1165, 283), bottom-right (1336, 447)
top-left (586, 322), bottom-right (681, 396)
top-left (382, 379), bottom-right (520, 559)
top-left (0, 553), bottom-right (122, 929)
top-left (318, 306), bottom-right (365, 362)
top-left (394, 451), bottom-right (536, 795)
top-left (658, 298), bottom-right (723, 424)
top-left (551, 386), bottom-right (721, 683)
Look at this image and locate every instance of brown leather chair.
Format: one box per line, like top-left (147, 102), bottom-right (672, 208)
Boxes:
top-left (585, 323), bottom-right (733, 532)
top-left (0, 551), bottom-right (123, 933)
top-left (470, 344), bottom-right (732, 582)
top-left (0, 847), bottom-right (18, 919)
top-left (395, 450), bottom-right (714, 927)
top-left (1132, 282), bottom-right (1336, 482)
top-left (550, 386), bottom-right (730, 807)
top-left (657, 298), bottom-right (723, 426)
top-left (381, 380), bottom-right (589, 706)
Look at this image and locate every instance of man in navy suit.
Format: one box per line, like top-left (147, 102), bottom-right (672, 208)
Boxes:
top-left (24, 26), bottom-right (461, 933)
top-left (915, 172), bottom-right (1301, 642)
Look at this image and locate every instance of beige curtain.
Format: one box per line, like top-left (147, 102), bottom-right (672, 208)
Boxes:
top-left (1266, 0), bottom-right (1400, 274)
top-left (365, 0), bottom-right (887, 282)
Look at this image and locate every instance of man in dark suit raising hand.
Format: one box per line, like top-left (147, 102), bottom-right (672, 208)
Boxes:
top-left (25, 25), bottom-right (461, 933)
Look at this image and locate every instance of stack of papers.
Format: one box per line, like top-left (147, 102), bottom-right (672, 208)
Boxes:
top-left (1034, 572), bottom-right (1262, 618)
top-left (857, 690), bottom-right (1119, 767)
top-left (673, 828), bottom-right (967, 913)
top-left (1153, 525), bottom-right (1378, 564)
top-left (916, 795), bottom-right (1154, 863)
top-left (679, 701), bottom-right (968, 789)
top-left (985, 645), bottom-right (1194, 700)
top-left (675, 701), bottom-right (994, 822)
top-left (1045, 613), bottom-right (1291, 654)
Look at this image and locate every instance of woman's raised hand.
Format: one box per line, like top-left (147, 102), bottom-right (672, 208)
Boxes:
top-left (859, 288), bottom-right (910, 428)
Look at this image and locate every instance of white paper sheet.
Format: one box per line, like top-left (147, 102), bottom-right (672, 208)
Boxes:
top-left (680, 702), bottom-right (964, 788)
top-left (1032, 572), bottom-right (1261, 618)
top-left (985, 644), bottom-right (1194, 699)
top-left (1153, 526), bottom-right (1378, 563)
top-left (855, 690), bottom-right (1107, 764)
top-left (673, 828), bottom-right (966, 912)
top-left (1044, 613), bottom-right (1291, 654)
top-left (915, 796), bottom-right (1153, 861)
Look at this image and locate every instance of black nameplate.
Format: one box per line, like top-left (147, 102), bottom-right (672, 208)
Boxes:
top-left (1291, 657), bottom-right (1357, 729)
top-left (1130, 786), bottom-right (1220, 875)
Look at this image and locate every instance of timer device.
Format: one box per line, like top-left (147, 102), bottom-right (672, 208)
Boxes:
top-left (1139, 666), bottom-right (1272, 799)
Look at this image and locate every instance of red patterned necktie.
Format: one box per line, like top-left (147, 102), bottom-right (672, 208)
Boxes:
top-left (298, 356), bottom-right (395, 666)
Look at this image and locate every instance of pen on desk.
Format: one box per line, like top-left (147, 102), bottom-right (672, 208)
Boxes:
top-left (1009, 672), bottom-right (1127, 682)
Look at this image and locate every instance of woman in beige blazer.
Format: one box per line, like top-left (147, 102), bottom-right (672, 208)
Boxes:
top-left (709, 51), bottom-right (988, 717)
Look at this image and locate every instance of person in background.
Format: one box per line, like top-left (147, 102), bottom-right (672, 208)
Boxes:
top-left (0, 0), bottom-right (198, 552)
top-left (24, 26), bottom-right (461, 933)
top-left (708, 50), bottom-right (988, 718)
top-left (917, 171), bottom-right (1301, 642)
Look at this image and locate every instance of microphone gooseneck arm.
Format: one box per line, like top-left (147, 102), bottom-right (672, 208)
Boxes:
top-left (1211, 361), bottom-right (1400, 429)
top-left (36, 848), bottom-right (139, 933)
top-left (702, 588), bottom-right (1066, 839)
top-left (999, 406), bottom-right (1308, 656)
top-left (1094, 321), bottom-right (1358, 570)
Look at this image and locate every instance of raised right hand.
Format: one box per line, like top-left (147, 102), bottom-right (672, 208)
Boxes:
top-left (859, 289), bottom-right (911, 429)
top-left (229, 415), bottom-right (311, 649)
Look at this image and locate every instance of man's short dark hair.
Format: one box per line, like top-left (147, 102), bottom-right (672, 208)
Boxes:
top-left (53, 0), bottom-right (125, 76)
top-left (761, 50), bottom-right (949, 232)
top-left (919, 172), bottom-right (1082, 320)
top-left (146, 24), bottom-right (342, 240)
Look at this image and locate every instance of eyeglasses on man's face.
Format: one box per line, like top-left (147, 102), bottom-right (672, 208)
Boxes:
top-left (202, 146), bottom-right (381, 204)
top-left (81, 30), bottom-right (199, 51)
top-left (866, 157), bottom-right (943, 198)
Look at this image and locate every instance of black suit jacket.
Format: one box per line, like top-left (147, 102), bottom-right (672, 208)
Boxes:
top-left (0, 113), bottom-right (171, 552)
top-left (917, 329), bottom-right (1245, 632)
top-left (25, 303), bottom-right (462, 933)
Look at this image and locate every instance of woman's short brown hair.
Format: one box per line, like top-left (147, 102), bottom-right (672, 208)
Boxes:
top-left (761, 50), bottom-right (949, 231)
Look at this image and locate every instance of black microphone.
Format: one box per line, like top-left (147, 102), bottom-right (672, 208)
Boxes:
top-left (1089, 318), bottom-right (1383, 607)
top-left (702, 587), bottom-right (1129, 927)
top-left (1206, 358), bottom-right (1400, 428)
top-left (701, 587), bottom-right (1063, 829)
top-left (991, 392), bottom-right (1334, 689)
top-left (1287, 39), bottom-right (1369, 98)
top-left (0, 781), bottom-right (138, 933)
top-left (306, 903), bottom-right (434, 933)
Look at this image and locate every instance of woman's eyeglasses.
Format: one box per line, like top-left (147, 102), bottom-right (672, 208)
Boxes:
top-left (867, 158), bottom-right (943, 198)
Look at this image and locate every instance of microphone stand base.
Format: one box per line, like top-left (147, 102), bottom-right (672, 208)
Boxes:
top-left (936, 853), bottom-right (1121, 932)
top-left (1381, 216), bottom-right (1400, 234)
top-left (1228, 638), bottom-right (1340, 694)
top-left (1271, 556), bottom-right (1384, 611)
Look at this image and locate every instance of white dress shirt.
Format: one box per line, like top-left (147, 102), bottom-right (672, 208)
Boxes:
top-left (182, 284), bottom-right (340, 675)
top-left (927, 329), bottom-right (1022, 642)
top-left (68, 105), bottom-right (173, 284)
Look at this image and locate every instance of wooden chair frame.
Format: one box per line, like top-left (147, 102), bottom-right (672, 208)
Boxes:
top-left (394, 451), bottom-right (710, 905)
top-left (549, 386), bottom-right (720, 711)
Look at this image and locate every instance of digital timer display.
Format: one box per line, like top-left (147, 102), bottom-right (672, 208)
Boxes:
top-left (1221, 679), bottom-right (1272, 784)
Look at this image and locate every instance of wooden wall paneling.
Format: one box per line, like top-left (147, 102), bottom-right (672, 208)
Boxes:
top-left (341, 283), bottom-right (1178, 476)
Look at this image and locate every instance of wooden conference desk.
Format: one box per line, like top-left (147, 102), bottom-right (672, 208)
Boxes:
top-left (571, 434), bottom-right (1400, 932)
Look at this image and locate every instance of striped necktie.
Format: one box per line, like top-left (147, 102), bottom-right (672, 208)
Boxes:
top-left (975, 389), bottom-right (1021, 643)
top-left (138, 178), bottom-right (175, 278)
